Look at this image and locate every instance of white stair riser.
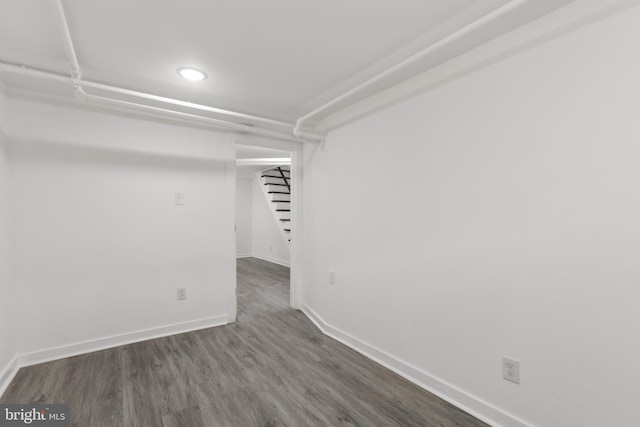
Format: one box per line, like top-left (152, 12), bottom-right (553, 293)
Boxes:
top-left (265, 168), bottom-right (290, 177)
top-left (273, 202), bottom-right (290, 210)
top-left (263, 176), bottom-right (288, 185)
top-left (271, 193), bottom-right (290, 202)
top-left (277, 211), bottom-right (291, 220)
top-left (266, 184), bottom-right (290, 193)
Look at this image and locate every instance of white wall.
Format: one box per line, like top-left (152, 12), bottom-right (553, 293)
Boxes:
top-left (251, 177), bottom-right (290, 266)
top-left (0, 90), bottom-right (16, 390)
top-left (235, 177), bottom-right (253, 256)
top-left (4, 96), bottom-right (237, 359)
top-left (302, 4), bottom-right (640, 427)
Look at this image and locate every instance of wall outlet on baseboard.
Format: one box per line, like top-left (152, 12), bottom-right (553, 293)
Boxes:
top-left (329, 271), bottom-right (336, 285)
top-left (502, 356), bottom-right (520, 384)
top-left (177, 288), bottom-right (187, 300)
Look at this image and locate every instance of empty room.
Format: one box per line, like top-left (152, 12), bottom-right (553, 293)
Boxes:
top-left (0, 0), bottom-right (639, 426)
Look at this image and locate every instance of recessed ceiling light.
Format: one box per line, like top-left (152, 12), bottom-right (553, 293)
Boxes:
top-left (177, 67), bottom-right (207, 81)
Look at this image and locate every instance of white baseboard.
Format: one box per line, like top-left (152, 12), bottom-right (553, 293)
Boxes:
top-left (301, 304), bottom-right (530, 427)
top-left (0, 356), bottom-right (18, 398)
top-left (236, 253), bottom-right (252, 258)
top-left (18, 315), bottom-right (228, 367)
top-left (0, 314), bottom-right (228, 397)
top-left (249, 254), bottom-right (290, 268)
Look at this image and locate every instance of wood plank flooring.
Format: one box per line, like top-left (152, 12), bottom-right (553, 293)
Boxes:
top-left (1, 257), bottom-right (487, 426)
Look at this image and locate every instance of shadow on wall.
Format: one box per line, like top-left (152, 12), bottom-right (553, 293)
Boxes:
top-left (9, 137), bottom-right (231, 172)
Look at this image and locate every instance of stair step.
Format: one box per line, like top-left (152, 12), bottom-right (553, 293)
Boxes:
top-left (276, 209), bottom-right (290, 212)
top-left (263, 177), bottom-right (289, 185)
top-left (266, 184), bottom-right (290, 193)
top-left (268, 191), bottom-right (290, 195)
top-left (278, 211), bottom-right (290, 220)
top-left (271, 194), bottom-right (290, 201)
top-left (262, 175), bottom-right (290, 180)
top-left (271, 200), bottom-right (290, 203)
top-left (264, 183), bottom-right (289, 187)
top-left (284, 228), bottom-right (290, 232)
top-left (280, 218), bottom-right (291, 222)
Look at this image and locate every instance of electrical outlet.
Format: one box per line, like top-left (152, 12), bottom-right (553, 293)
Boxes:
top-left (175, 193), bottom-right (184, 205)
top-left (502, 356), bottom-right (520, 384)
top-left (177, 288), bottom-right (187, 300)
top-left (329, 271), bottom-right (336, 285)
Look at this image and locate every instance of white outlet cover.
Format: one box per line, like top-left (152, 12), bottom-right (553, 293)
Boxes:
top-left (329, 271), bottom-right (336, 285)
top-left (175, 193), bottom-right (184, 205)
top-left (177, 288), bottom-right (186, 300)
top-left (502, 356), bottom-right (520, 384)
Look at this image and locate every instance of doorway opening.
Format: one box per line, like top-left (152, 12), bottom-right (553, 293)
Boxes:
top-left (234, 142), bottom-right (300, 321)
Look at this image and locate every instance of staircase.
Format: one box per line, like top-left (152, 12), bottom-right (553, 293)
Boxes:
top-left (259, 166), bottom-right (291, 243)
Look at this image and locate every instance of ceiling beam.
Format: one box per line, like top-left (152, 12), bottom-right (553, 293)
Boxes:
top-left (0, 1), bottom-right (326, 144)
top-left (236, 158), bottom-right (291, 166)
top-left (54, 0), bottom-right (82, 81)
top-left (0, 60), bottom-right (318, 144)
top-left (292, 0), bottom-right (532, 136)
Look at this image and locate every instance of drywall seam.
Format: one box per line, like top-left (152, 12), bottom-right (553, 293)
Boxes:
top-left (301, 304), bottom-right (531, 427)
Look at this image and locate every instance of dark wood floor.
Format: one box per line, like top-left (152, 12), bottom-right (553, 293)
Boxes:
top-left (2, 257), bottom-right (486, 426)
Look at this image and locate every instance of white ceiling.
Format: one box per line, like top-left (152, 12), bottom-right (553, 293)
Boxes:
top-left (0, 0), bottom-right (572, 128)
